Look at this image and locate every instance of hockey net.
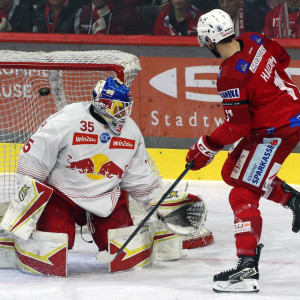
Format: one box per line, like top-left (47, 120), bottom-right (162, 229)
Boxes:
top-left (0, 50), bottom-right (141, 206)
top-left (0, 50), bottom-right (213, 249)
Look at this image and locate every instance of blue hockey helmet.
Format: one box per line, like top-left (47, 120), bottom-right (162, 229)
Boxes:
top-left (92, 77), bottom-right (133, 134)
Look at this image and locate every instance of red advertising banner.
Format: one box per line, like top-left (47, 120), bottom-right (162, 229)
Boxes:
top-left (131, 57), bottom-right (300, 139)
top-left (0, 54), bottom-right (299, 142)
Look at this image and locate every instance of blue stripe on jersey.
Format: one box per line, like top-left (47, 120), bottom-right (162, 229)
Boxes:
top-left (289, 113), bottom-right (300, 128)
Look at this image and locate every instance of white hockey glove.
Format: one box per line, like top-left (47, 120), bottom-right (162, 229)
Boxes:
top-left (152, 190), bottom-right (207, 237)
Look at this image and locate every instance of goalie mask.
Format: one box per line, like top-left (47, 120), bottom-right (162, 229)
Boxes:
top-left (92, 76), bottom-right (133, 135)
top-left (197, 9), bottom-right (234, 58)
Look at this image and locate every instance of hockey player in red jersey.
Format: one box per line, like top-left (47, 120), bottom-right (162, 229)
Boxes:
top-left (186, 9), bottom-right (300, 293)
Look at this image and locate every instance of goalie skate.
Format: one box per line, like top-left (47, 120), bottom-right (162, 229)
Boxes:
top-left (213, 244), bottom-right (263, 293)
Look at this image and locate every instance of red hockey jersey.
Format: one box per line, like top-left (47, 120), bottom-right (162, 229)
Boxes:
top-left (209, 32), bottom-right (300, 147)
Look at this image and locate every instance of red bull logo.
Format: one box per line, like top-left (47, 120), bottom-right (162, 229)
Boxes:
top-left (98, 161), bottom-right (127, 179)
top-left (65, 154), bottom-right (127, 180)
top-left (65, 155), bottom-right (94, 174)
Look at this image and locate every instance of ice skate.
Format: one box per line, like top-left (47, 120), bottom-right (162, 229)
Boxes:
top-left (283, 182), bottom-right (300, 233)
top-left (213, 244), bottom-right (264, 293)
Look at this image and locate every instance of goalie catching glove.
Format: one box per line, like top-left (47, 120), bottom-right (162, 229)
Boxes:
top-left (186, 135), bottom-right (222, 170)
top-left (152, 190), bottom-right (207, 237)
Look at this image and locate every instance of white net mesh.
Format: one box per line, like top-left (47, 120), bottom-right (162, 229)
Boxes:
top-left (0, 50), bottom-right (141, 204)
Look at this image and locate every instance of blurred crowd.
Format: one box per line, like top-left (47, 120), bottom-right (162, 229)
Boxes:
top-left (0, 0), bottom-right (299, 38)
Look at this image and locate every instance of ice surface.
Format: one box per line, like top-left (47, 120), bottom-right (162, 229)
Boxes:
top-left (1, 180), bottom-right (299, 300)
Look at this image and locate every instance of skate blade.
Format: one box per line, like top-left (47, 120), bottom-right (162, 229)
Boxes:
top-left (213, 279), bottom-right (259, 293)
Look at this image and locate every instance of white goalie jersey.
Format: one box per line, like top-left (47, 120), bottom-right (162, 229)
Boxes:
top-left (17, 102), bottom-right (162, 217)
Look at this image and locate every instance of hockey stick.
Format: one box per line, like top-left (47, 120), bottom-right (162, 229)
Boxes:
top-left (97, 160), bottom-right (195, 264)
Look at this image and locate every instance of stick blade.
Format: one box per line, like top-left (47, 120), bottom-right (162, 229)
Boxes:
top-left (96, 250), bottom-right (116, 264)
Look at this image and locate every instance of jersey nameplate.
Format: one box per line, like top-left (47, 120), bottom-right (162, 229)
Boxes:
top-left (250, 45), bottom-right (266, 73)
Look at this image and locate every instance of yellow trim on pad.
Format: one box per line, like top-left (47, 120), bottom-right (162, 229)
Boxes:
top-left (147, 149), bottom-right (300, 185)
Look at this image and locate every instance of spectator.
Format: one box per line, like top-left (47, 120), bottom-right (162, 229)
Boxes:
top-left (218, 0), bottom-right (270, 34)
top-left (33, 0), bottom-right (82, 33)
top-left (266, 0), bottom-right (284, 9)
top-left (78, 0), bottom-right (144, 34)
top-left (121, 0), bottom-right (164, 34)
top-left (0, 0), bottom-right (33, 32)
top-left (153, 0), bottom-right (203, 35)
top-left (191, 0), bottom-right (219, 12)
top-left (263, 0), bottom-right (300, 38)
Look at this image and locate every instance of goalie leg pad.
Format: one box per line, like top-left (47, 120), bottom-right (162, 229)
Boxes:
top-left (0, 230), bottom-right (68, 277)
top-left (104, 222), bottom-right (155, 273)
top-left (0, 202), bottom-right (9, 223)
top-left (0, 176), bottom-right (53, 240)
top-left (152, 220), bottom-right (182, 261)
top-left (0, 230), bottom-right (17, 268)
top-left (15, 230), bottom-right (68, 277)
top-left (98, 220), bottom-right (182, 272)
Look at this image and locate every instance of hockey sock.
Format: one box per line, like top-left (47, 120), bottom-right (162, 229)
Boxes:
top-left (265, 177), bottom-right (290, 206)
top-left (229, 187), bottom-right (262, 257)
top-left (234, 212), bottom-right (262, 256)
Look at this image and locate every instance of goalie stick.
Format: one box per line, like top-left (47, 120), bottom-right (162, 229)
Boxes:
top-left (97, 160), bottom-right (195, 264)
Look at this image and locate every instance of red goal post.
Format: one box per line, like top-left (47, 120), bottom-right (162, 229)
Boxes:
top-left (0, 50), bottom-right (141, 204)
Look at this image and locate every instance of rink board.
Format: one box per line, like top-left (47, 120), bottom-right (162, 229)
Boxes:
top-left (148, 149), bottom-right (300, 185)
top-left (0, 144), bottom-right (299, 185)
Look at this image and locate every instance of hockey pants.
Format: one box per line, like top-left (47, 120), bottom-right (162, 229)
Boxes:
top-left (221, 129), bottom-right (300, 257)
top-left (36, 187), bottom-right (133, 251)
